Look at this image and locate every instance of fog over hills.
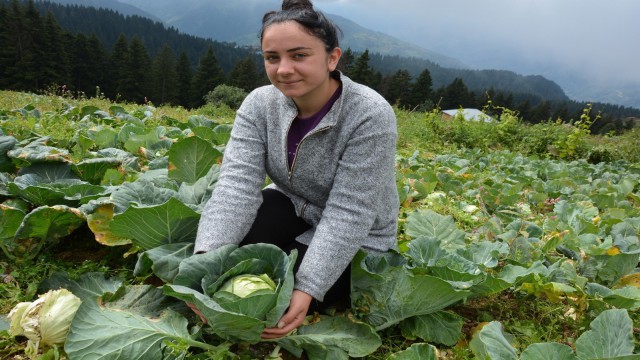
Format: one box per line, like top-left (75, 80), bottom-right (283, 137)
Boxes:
top-left (312, 0), bottom-right (640, 109)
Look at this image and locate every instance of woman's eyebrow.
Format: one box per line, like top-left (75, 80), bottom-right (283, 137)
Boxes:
top-left (286, 46), bottom-right (312, 52)
top-left (263, 46), bottom-right (312, 54)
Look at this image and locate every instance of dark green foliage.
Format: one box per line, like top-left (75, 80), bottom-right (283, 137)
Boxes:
top-left (123, 36), bottom-right (152, 103)
top-left (40, 12), bottom-right (70, 87)
top-left (349, 50), bottom-right (378, 88)
top-left (190, 46), bottom-right (225, 108)
top-left (204, 84), bottom-right (248, 110)
top-left (107, 34), bottom-right (129, 99)
top-left (336, 47), bottom-right (355, 76)
top-left (379, 69), bottom-right (413, 109)
top-left (151, 45), bottom-right (178, 105)
top-left (228, 56), bottom-right (260, 93)
top-left (435, 78), bottom-right (475, 110)
top-left (175, 52), bottom-right (193, 108)
top-left (408, 68), bottom-right (433, 110)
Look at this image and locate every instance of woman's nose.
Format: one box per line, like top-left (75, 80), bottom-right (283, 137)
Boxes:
top-left (277, 58), bottom-right (294, 75)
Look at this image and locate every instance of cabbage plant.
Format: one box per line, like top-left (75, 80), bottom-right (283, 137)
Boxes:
top-left (9, 288), bottom-right (81, 357)
top-left (163, 243), bottom-right (382, 358)
top-left (164, 243), bottom-right (297, 342)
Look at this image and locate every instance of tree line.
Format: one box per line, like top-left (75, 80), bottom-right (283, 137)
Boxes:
top-left (1, 0), bottom-right (638, 134)
top-left (341, 49), bottom-right (638, 134)
top-left (0, 0), bottom-right (272, 108)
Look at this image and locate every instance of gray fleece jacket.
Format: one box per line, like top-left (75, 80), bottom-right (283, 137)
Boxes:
top-left (194, 73), bottom-right (399, 301)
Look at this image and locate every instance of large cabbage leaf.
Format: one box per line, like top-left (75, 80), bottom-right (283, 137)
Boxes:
top-left (38, 272), bottom-right (124, 301)
top-left (4, 205), bottom-right (85, 260)
top-left (65, 285), bottom-right (217, 360)
top-left (163, 284), bottom-right (265, 342)
top-left (167, 136), bottom-right (221, 184)
top-left (520, 343), bottom-right (577, 360)
top-left (273, 315), bottom-right (381, 359)
top-left (0, 135), bottom-right (18, 172)
top-left (574, 309), bottom-right (636, 359)
top-left (134, 242), bottom-right (195, 282)
top-left (469, 321), bottom-right (518, 360)
top-left (110, 197), bottom-right (200, 250)
top-left (351, 251), bottom-right (470, 331)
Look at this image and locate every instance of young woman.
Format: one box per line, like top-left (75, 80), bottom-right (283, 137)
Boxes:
top-left (194, 0), bottom-right (399, 338)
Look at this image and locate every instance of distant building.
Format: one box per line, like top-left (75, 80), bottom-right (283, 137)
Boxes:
top-left (441, 108), bottom-right (495, 122)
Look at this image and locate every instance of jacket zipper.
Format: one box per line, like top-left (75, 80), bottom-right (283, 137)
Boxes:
top-left (287, 125), bottom-right (331, 182)
top-left (289, 126), bottom-right (330, 219)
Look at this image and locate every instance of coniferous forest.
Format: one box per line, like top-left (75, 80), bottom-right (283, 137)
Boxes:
top-left (1, 0), bottom-right (639, 134)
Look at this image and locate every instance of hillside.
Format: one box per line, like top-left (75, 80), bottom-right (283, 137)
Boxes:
top-left (116, 0), bottom-right (470, 70)
top-left (35, 0), bottom-right (159, 20)
top-left (33, 0), bottom-right (570, 102)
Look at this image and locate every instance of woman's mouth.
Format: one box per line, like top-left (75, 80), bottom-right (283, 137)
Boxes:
top-left (280, 80), bottom-right (301, 85)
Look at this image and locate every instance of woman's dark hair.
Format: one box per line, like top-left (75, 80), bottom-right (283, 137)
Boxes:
top-left (260, 0), bottom-right (342, 52)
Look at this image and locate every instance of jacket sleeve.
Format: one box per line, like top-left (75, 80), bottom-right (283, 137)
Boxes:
top-left (294, 104), bottom-right (398, 301)
top-left (193, 96), bottom-right (267, 253)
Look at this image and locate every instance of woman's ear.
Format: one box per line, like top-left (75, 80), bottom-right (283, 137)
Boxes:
top-left (328, 47), bottom-right (342, 72)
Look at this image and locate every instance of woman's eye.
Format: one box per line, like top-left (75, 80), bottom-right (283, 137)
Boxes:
top-left (293, 53), bottom-right (307, 59)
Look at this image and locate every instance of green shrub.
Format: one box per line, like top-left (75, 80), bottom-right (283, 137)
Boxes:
top-left (203, 84), bottom-right (248, 110)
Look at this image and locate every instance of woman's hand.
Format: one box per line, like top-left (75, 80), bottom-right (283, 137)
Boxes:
top-left (261, 290), bottom-right (313, 339)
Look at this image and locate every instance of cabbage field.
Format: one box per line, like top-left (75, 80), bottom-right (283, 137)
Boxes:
top-left (0, 91), bottom-right (639, 359)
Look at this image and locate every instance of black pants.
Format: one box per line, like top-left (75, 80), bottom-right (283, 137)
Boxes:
top-left (241, 188), bottom-right (350, 312)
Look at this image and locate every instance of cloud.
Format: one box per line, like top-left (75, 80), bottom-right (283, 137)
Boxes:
top-left (314, 0), bottom-right (640, 85)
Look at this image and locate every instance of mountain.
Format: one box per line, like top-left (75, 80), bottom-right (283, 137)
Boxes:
top-left (35, 0), bottom-right (159, 21)
top-left (461, 49), bottom-right (640, 110)
top-left (32, 0), bottom-right (572, 102)
top-left (96, 0), bottom-right (470, 70)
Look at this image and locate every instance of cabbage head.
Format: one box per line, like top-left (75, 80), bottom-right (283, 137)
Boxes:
top-left (9, 288), bottom-right (81, 356)
top-left (218, 273), bottom-right (276, 298)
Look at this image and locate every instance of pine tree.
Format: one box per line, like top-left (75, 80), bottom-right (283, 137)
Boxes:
top-left (0, 3), bottom-right (15, 89)
top-left (190, 45), bottom-right (225, 107)
top-left (175, 52), bottom-right (193, 108)
top-left (151, 44), bottom-right (178, 105)
top-left (441, 78), bottom-right (471, 109)
top-left (123, 36), bottom-right (152, 103)
top-left (385, 69), bottom-right (413, 109)
top-left (336, 47), bottom-right (354, 76)
top-left (408, 68), bottom-right (433, 110)
top-left (530, 101), bottom-right (552, 123)
top-left (40, 12), bottom-right (70, 89)
top-left (7, 0), bottom-right (36, 90)
top-left (228, 55), bottom-right (258, 92)
top-left (86, 34), bottom-right (108, 97)
top-left (70, 33), bottom-right (91, 95)
top-left (517, 99), bottom-right (532, 122)
top-left (106, 34), bottom-right (130, 99)
top-left (349, 50), bottom-right (376, 88)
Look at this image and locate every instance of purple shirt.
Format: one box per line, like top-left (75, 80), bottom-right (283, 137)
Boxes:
top-left (287, 85), bottom-right (342, 168)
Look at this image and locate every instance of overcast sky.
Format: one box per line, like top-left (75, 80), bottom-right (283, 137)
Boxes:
top-left (312, 0), bottom-right (640, 87)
